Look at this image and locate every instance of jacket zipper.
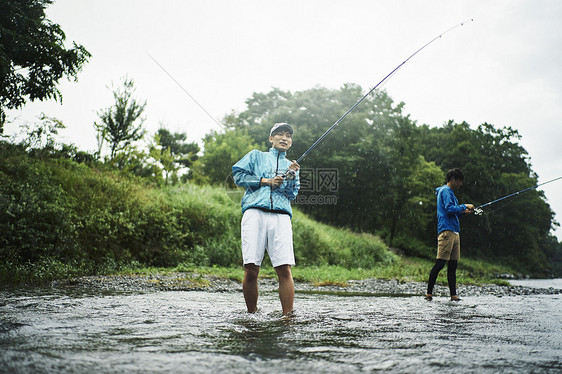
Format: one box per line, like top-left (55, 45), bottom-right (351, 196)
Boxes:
top-left (270, 151), bottom-right (280, 210)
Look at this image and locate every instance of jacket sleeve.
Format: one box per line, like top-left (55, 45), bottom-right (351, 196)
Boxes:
top-left (442, 189), bottom-right (466, 216)
top-left (232, 150), bottom-right (262, 189)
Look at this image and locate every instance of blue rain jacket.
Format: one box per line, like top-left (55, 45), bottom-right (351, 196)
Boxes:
top-left (232, 148), bottom-right (300, 218)
top-left (435, 184), bottom-right (467, 234)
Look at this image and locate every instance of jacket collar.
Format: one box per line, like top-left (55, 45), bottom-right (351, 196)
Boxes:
top-left (269, 147), bottom-right (286, 157)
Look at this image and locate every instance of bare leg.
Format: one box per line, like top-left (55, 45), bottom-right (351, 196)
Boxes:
top-left (243, 264), bottom-right (260, 313)
top-left (275, 264), bottom-right (294, 315)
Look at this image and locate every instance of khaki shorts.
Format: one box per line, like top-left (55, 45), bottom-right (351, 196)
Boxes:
top-left (437, 230), bottom-right (460, 261)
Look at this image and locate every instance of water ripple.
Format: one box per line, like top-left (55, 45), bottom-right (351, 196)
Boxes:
top-left (0, 287), bottom-right (560, 373)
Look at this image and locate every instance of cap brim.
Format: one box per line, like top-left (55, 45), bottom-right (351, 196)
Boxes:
top-left (270, 125), bottom-right (294, 136)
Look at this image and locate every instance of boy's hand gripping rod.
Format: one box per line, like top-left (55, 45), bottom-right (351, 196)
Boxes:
top-left (283, 19), bottom-right (473, 180)
top-left (474, 176), bottom-right (562, 215)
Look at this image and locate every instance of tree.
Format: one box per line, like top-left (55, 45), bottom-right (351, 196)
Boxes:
top-left (149, 135), bottom-right (176, 185)
top-left (94, 77), bottom-right (146, 160)
top-left (156, 128), bottom-right (199, 169)
top-left (0, 0), bottom-right (90, 134)
top-left (148, 128), bottom-right (200, 185)
top-left (418, 121), bottom-right (556, 275)
top-left (211, 85), bottom-right (559, 275)
top-left (191, 130), bottom-right (258, 186)
top-left (207, 85), bottom-right (444, 247)
top-left (19, 113), bottom-right (65, 151)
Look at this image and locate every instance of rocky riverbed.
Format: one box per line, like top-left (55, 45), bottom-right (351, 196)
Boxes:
top-left (50, 272), bottom-right (562, 297)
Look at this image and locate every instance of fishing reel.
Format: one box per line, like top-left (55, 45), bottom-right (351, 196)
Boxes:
top-left (282, 169), bottom-right (296, 180)
top-left (474, 208), bottom-right (483, 216)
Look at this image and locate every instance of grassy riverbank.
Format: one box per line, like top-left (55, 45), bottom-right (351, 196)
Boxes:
top-left (116, 256), bottom-right (513, 287)
top-left (0, 143), bottom-right (520, 285)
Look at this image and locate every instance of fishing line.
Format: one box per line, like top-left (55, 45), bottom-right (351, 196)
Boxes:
top-left (474, 176), bottom-right (562, 215)
top-left (146, 51), bottom-right (224, 129)
top-left (281, 18), bottom-right (474, 180)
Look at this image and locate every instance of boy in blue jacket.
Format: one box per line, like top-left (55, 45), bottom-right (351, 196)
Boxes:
top-left (232, 123), bottom-right (300, 315)
top-left (425, 168), bottom-right (474, 301)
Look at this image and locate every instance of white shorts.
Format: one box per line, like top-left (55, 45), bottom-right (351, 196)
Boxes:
top-left (241, 209), bottom-right (295, 267)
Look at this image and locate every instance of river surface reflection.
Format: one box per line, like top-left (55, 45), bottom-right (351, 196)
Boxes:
top-left (0, 281), bottom-right (560, 373)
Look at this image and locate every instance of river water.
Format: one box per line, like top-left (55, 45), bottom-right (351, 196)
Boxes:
top-left (1, 280), bottom-right (561, 373)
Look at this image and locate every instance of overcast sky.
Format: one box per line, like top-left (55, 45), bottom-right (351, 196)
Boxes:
top-left (7, 0), bottom-right (562, 239)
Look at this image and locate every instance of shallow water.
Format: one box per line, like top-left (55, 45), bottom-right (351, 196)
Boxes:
top-left (509, 278), bottom-right (562, 289)
top-left (1, 284), bottom-right (561, 373)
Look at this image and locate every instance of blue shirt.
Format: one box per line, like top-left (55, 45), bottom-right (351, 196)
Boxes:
top-left (436, 184), bottom-right (467, 234)
top-left (232, 148), bottom-right (300, 217)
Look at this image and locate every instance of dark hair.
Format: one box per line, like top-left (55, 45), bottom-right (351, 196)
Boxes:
top-left (446, 168), bottom-right (464, 182)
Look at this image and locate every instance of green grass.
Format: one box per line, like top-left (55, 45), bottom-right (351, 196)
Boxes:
top-left (114, 255), bottom-right (512, 287)
top-left (0, 143), bottom-right (516, 286)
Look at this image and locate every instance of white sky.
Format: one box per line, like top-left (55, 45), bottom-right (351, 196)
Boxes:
top-left (7, 0), bottom-right (562, 239)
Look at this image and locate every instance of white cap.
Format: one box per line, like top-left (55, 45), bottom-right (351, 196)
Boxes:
top-left (270, 122), bottom-right (294, 136)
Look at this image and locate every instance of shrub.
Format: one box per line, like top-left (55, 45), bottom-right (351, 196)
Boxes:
top-left (0, 142), bottom-right (396, 283)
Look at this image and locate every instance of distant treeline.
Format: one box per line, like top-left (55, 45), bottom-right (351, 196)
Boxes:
top-left (192, 85), bottom-right (562, 276)
top-left (4, 1), bottom-right (559, 280)
top-left (2, 85), bottom-right (561, 281)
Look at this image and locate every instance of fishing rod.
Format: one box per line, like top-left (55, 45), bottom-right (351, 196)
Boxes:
top-left (474, 176), bottom-right (562, 215)
top-left (283, 19), bottom-right (473, 179)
